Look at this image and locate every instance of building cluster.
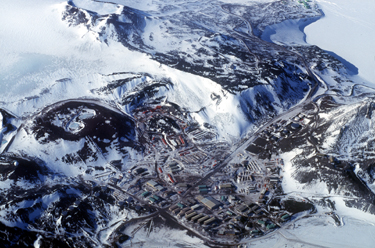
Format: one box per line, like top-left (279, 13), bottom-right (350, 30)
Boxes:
top-left (133, 104), bottom-right (190, 154)
top-left (169, 203), bottom-right (217, 225)
top-left (168, 162), bottom-right (182, 173)
top-left (237, 171), bottom-right (254, 184)
top-left (102, 103), bottom-right (300, 243)
top-left (95, 171), bottom-right (116, 180)
top-left (162, 134), bottom-right (186, 150)
top-left (158, 173), bottom-right (293, 240)
top-left (196, 195), bottom-right (222, 210)
top-left (266, 114), bottom-right (305, 140)
top-left (246, 113), bottom-right (306, 156)
top-left (178, 148), bottom-right (209, 165)
top-left (187, 128), bottom-right (217, 142)
top-left (146, 180), bottom-right (165, 192)
top-left (242, 160), bottom-right (262, 174)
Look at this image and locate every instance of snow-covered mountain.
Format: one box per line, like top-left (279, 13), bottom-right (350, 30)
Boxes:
top-left (0, 0), bottom-right (375, 247)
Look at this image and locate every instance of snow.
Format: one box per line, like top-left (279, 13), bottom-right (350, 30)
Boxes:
top-left (71, 0), bottom-right (119, 15)
top-left (261, 17), bottom-right (320, 46)
top-left (66, 188), bottom-right (82, 195)
top-left (305, 0), bottom-right (375, 83)
top-left (96, 205), bottom-right (130, 245)
top-left (252, 160), bottom-right (375, 248)
top-left (7, 127), bottom-right (88, 176)
top-left (34, 235), bottom-right (42, 248)
top-left (333, 197), bottom-right (375, 224)
top-left (161, 68), bottom-right (250, 139)
top-left (219, 0), bottom-right (275, 4)
top-left (0, 1), bottom-right (159, 106)
top-left (0, 180), bottom-right (13, 191)
top-left (127, 224), bottom-right (207, 248)
top-left (0, 0), bottom-right (374, 246)
top-left (280, 148), bottom-right (329, 195)
top-left (0, 0), bottom-right (252, 143)
top-left (94, 0), bottom-right (159, 12)
top-left (247, 214), bottom-right (375, 248)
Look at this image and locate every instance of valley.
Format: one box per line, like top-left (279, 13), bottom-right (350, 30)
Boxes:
top-left (0, 0), bottom-right (374, 247)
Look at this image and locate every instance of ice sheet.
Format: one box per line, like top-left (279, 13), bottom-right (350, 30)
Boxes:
top-left (305, 0), bottom-right (375, 83)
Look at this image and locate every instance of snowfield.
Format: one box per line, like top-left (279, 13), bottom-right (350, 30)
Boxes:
top-left (261, 17), bottom-right (321, 46)
top-left (0, 0), bottom-right (252, 141)
top-left (0, 0), bottom-right (375, 247)
top-left (247, 212), bottom-right (375, 248)
top-left (305, 0), bottom-right (375, 84)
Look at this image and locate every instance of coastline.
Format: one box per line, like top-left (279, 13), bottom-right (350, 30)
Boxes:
top-left (261, 15), bottom-right (322, 46)
top-left (304, 0), bottom-right (375, 84)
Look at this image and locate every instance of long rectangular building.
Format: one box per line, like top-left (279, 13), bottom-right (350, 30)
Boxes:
top-left (219, 183), bottom-right (233, 189)
top-left (195, 195), bottom-right (221, 210)
top-left (191, 213), bottom-right (204, 222)
top-left (172, 208), bottom-right (181, 214)
top-left (236, 203), bottom-right (249, 213)
top-left (177, 207), bottom-right (192, 218)
top-left (169, 205), bottom-right (179, 212)
top-left (186, 212), bottom-right (198, 220)
top-left (184, 209), bottom-right (194, 217)
top-left (203, 217), bottom-right (216, 225)
top-left (250, 204), bottom-right (259, 212)
top-left (191, 204), bottom-right (201, 210)
top-left (195, 195), bottom-right (205, 202)
top-left (146, 180), bottom-right (159, 190)
top-left (197, 215), bottom-right (210, 224)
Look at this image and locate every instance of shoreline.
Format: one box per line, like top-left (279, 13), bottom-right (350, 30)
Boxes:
top-left (261, 14), bottom-right (322, 46)
top-left (304, 0), bottom-right (375, 84)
